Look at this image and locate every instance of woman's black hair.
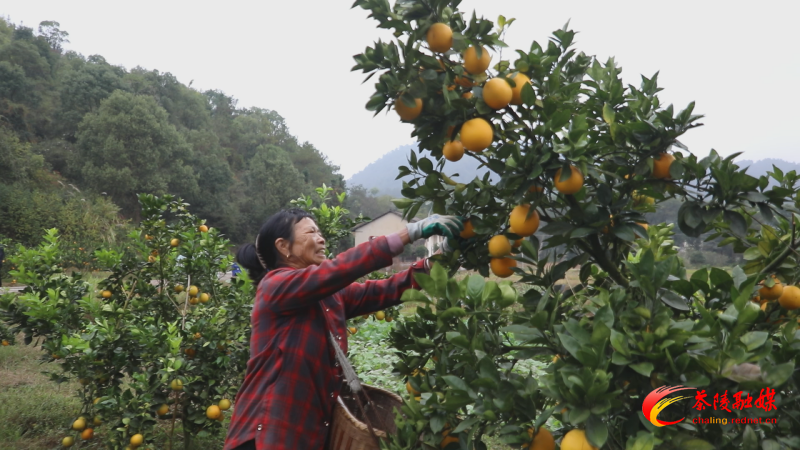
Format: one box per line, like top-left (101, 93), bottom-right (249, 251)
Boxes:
top-left (236, 208), bottom-right (314, 282)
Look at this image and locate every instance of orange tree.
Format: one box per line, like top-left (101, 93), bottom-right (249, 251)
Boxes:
top-left (352, 0), bottom-right (800, 449)
top-left (0, 194), bottom-right (252, 449)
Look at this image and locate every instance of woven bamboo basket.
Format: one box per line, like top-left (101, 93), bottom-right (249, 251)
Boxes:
top-left (328, 384), bottom-right (403, 450)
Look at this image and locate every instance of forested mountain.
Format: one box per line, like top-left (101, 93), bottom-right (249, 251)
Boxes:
top-left (348, 143), bottom-right (489, 197)
top-left (0, 18), bottom-right (342, 246)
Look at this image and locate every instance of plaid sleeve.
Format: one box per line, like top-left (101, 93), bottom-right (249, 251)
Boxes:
top-left (261, 236), bottom-right (396, 314)
top-left (341, 259), bottom-right (428, 319)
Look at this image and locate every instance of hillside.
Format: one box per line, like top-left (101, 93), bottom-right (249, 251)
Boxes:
top-left (347, 144), bottom-right (489, 197)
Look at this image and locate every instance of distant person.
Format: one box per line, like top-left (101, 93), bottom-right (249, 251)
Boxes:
top-left (0, 245), bottom-right (4, 287)
top-left (223, 209), bottom-right (462, 450)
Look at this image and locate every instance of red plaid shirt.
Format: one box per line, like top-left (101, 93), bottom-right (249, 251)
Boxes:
top-left (224, 236), bottom-right (426, 450)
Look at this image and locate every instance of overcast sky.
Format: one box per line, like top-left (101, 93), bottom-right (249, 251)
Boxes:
top-left (4, 1), bottom-right (798, 178)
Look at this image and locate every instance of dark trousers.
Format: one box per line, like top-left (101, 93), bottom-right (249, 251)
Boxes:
top-left (233, 440), bottom-right (256, 450)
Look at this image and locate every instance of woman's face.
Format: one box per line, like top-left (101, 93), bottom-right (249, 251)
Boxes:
top-left (287, 218), bottom-right (326, 268)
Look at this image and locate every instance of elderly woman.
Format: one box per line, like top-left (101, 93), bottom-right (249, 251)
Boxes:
top-left (224, 209), bottom-right (462, 450)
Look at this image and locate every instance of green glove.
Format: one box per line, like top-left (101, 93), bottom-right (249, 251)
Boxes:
top-left (406, 215), bottom-right (463, 241)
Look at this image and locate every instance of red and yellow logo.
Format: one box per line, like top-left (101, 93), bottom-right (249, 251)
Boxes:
top-left (642, 385), bottom-right (695, 427)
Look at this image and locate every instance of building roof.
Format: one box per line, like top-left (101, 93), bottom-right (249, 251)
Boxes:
top-left (351, 210), bottom-right (416, 231)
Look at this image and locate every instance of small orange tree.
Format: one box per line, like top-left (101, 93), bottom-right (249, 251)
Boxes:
top-left (352, 0), bottom-right (800, 449)
top-left (1, 194), bottom-right (252, 449)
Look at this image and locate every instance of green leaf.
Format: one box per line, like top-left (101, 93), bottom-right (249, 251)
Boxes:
top-left (681, 440), bottom-right (715, 450)
top-left (602, 103), bottom-right (616, 124)
top-left (739, 331), bottom-right (769, 351)
top-left (401, 288), bottom-right (430, 303)
top-left (742, 247), bottom-right (762, 261)
top-left (630, 362), bottom-right (654, 377)
top-left (441, 375), bottom-right (468, 392)
top-left (763, 362), bottom-right (793, 387)
top-left (430, 262), bottom-right (447, 297)
top-left (609, 330), bottom-right (630, 357)
top-left (586, 415), bottom-right (608, 448)
top-left (762, 439), bottom-right (781, 450)
top-left (741, 425), bottom-right (757, 450)
top-left (466, 275), bottom-right (485, 302)
top-left (723, 210), bottom-right (747, 237)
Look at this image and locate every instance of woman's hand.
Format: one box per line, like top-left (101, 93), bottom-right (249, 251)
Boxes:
top-left (406, 215), bottom-right (463, 241)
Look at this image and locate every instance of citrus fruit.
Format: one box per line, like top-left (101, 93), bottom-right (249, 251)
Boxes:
top-left (1, 340), bottom-right (8, 346)
top-left (509, 205), bottom-right (540, 236)
top-left (130, 433), bottom-right (144, 447)
top-left (386, 316), bottom-right (393, 322)
top-left (198, 225), bottom-right (209, 232)
top-left (463, 46), bottom-right (491, 74)
top-left (426, 23), bottom-right (453, 52)
top-left (778, 285), bottom-right (800, 310)
top-left (199, 293), bottom-right (210, 303)
top-left (193, 332), bottom-right (201, 340)
top-left (348, 326), bottom-right (358, 334)
top-left (189, 297), bottom-right (199, 305)
top-left (513, 238), bottom-right (523, 248)
top-left (206, 405), bottom-right (221, 420)
top-left (72, 417), bottom-right (86, 431)
top-left (101, 290), bottom-right (112, 299)
top-left (759, 277), bottom-right (784, 301)
top-left (174, 284), bottom-right (184, 293)
top-left (148, 255), bottom-right (156, 263)
top-left (81, 428), bottom-right (94, 440)
top-left (490, 258), bottom-right (517, 278)
top-left (170, 238), bottom-right (180, 247)
top-left (455, 75), bottom-right (474, 87)
top-left (510, 73), bottom-right (532, 105)
top-left (652, 152), bottom-right (675, 179)
top-left (460, 118), bottom-right (493, 152)
top-left (460, 219), bottom-right (476, 238)
top-left (375, 311), bottom-right (386, 320)
top-left (406, 380), bottom-right (420, 395)
top-left (157, 404), bottom-right (169, 416)
top-left (554, 166), bottom-right (584, 195)
top-left (170, 379), bottom-right (183, 391)
top-left (188, 286), bottom-right (199, 297)
top-left (461, 91), bottom-right (473, 99)
top-left (526, 427), bottom-right (555, 450)
top-left (184, 348), bottom-right (196, 357)
top-left (219, 399), bottom-right (231, 411)
top-left (395, 97), bottom-right (423, 121)
top-left (560, 429), bottom-right (598, 450)
top-left (488, 235), bottom-right (512, 257)
top-left (441, 429), bottom-right (459, 448)
top-left (482, 78), bottom-right (512, 109)
top-left (528, 184), bottom-right (544, 193)
top-left (144, 235), bottom-right (153, 240)
top-left (93, 416), bottom-right (102, 426)
top-left (443, 140), bottom-right (464, 162)
top-left (62, 436), bottom-right (75, 447)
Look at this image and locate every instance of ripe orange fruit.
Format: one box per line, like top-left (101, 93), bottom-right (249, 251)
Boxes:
top-left (148, 255), bottom-right (156, 263)
top-left (1, 340), bottom-right (9, 346)
top-left (144, 235), bottom-right (153, 240)
top-left (463, 46), bottom-right (491, 74)
top-left (460, 219), bottom-right (477, 239)
top-left (386, 316), bottom-right (393, 322)
top-left (482, 78), bottom-right (512, 109)
top-left (461, 91), bottom-right (473, 99)
top-left (443, 140), bottom-right (465, 162)
top-left (460, 118), bottom-right (493, 152)
top-left (130, 433), bottom-right (144, 447)
top-left (219, 399), bottom-right (232, 411)
top-left (512, 238), bottom-right (523, 248)
top-left (441, 429), bottom-right (460, 448)
top-left (62, 436), bottom-right (75, 447)
top-left (198, 225), bottom-right (209, 233)
top-left (375, 311), bottom-right (386, 320)
top-left (490, 258), bottom-right (517, 278)
top-left (188, 286), bottom-right (199, 297)
top-left (170, 379), bottom-right (183, 391)
top-left (184, 348), bottom-right (196, 357)
top-left (554, 166), bottom-right (584, 195)
top-left (528, 184), bottom-right (544, 193)
top-left (395, 97), bottom-right (423, 121)
top-left (652, 153), bottom-right (675, 179)
top-left (170, 238), bottom-right (180, 247)
top-left (206, 405), bottom-right (221, 420)
top-left (778, 285), bottom-right (800, 310)
top-left (174, 285), bottom-right (185, 293)
top-left (81, 428), bottom-right (94, 440)
top-left (101, 290), bottom-right (112, 299)
top-left (427, 23), bottom-right (453, 53)
top-left (93, 416), bottom-right (102, 426)
top-left (510, 73), bottom-right (532, 105)
top-left (527, 427), bottom-right (555, 450)
top-left (348, 326), bottom-right (357, 335)
top-left (560, 429), bottom-right (598, 450)
top-left (509, 205), bottom-right (540, 236)
top-left (488, 235), bottom-right (512, 257)
top-left (157, 404), bottom-right (169, 416)
top-left (72, 417), bottom-right (86, 431)
top-left (759, 277), bottom-right (784, 301)
top-left (406, 381), bottom-right (420, 395)
top-left (189, 297), bottom-right (199, 305)
top-left (193, 332), bottom-right (201, 340)
top-left (199, 293), bottom-right (210, 303)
